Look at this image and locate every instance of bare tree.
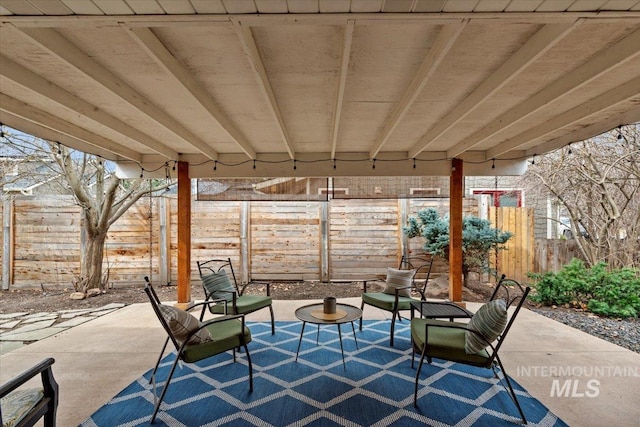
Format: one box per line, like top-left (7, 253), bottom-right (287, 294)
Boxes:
top-left (522, 125), bottom-right (640, 269)
top-left (1, 129), bottom-right (172, 292)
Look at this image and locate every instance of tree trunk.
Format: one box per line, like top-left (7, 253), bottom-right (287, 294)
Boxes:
top-left (80, 229), bottom-right (108, 292)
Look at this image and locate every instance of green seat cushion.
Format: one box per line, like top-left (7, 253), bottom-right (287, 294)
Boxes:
top-left (383, 268), bottom-right (415, 297)
top-left (0, 388), bottom-right (44, 427)
top-left (201, 269), bottom-right (236, 302)
top-left (411, 318), bottom-right (490, 365)
top-left (209, 295), bottom-right (272, 315)
top-left (362, 292), bottom-right (414, 311)
top-left (182, 318), bottom-right (252, 363)
top-left (465, 299), bottom-right (507, 354)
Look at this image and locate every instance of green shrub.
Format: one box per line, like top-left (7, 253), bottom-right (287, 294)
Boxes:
top-left (528, 259), bottom-right (640, 318)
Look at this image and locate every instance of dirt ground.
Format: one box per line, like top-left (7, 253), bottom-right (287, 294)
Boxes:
top-left (0, 276), bottom-right (495, 314)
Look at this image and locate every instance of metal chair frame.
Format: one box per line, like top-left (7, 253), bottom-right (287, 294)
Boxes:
top-left (144, 277), bottom-right (253, 424)
top-left (411, 275), bottom-right (530, 424)
top-left (360, 255), bottom-right (434, 346)
top-left (197, 258), bottom-right (275, 335)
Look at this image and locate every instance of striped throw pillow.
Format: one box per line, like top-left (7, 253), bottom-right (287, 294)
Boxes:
top-left (383, 268), bottom-right (415, 297)
top-left (465, 299), bottom-right (507, 354)
top-left (201, 269), bottom-right (236, 302)
top-left (159, 305), bottom-right (211, 345)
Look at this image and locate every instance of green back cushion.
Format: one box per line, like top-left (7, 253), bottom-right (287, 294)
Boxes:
top-left (465, 299), bottom-right (507, 354)
top-left (202, 269), bottom-right (236, 302)
top-left (383, 267), bottom-right (415, 297)
top-left (159, 304), bottom-right (211, 345)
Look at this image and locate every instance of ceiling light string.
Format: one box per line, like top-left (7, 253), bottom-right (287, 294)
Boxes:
top-left (0, 122), bottom-right (4, 138)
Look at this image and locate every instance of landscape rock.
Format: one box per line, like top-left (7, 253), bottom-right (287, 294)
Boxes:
top-left (69, 292), bottom-right (86, 300)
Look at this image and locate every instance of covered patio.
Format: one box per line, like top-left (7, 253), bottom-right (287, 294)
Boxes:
top-left (1, 0), bottom-right (640, 306)
top-left (1, 2), bottom-right (640, 425)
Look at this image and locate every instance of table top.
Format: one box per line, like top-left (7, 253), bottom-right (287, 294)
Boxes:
top-left (295, 303), bottom-right (362, 324)
top-left (410, 300), bottom-right (473, 319)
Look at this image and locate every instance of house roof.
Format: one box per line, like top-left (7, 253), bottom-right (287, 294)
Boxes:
top-left (1, 0), bottom-right (639, 179)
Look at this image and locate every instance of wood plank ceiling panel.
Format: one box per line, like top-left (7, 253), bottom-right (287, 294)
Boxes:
top-left (474, 0), bottom-right (510, 12)
top-left (0, 0), bottom-right (43, 14)
top-left (567, 0), bottom-right (610, 11)
top-left (413, 0), bottom-right (447, 12)
top-left (59, 0), bottom-right (104, 14)
top-left (601, 0), bottom-right (640, 11)
top-left (506, 0), bottom-right (544, 12)
top-left (350, 0), bottom-right (384, 12)
top-left (222, 0), bottom-right (258, 14)
top-left (319, 0), bottom-right (352, 13)
top-left (157, 0), bottom-right (195, 14)
top-left (382, 0), bottom-right (415, 13)
top-left (125, 0), bottom-right (165, 14)
top-left (190, 0), bottom-right (226, 14)
top-left (443, 0), bottom-right (480, 12)
top-left (28, 0), bottom-right (72, 15)
top-left (90, 0), bottom-right (133, 14)
top-left (286, 0), bottom-right (320, 13)
top-left (255, 0), bottom-right (289, 13)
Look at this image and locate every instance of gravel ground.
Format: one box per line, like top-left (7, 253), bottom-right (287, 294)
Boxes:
top-left (532, 308), bottom-right (640, 353)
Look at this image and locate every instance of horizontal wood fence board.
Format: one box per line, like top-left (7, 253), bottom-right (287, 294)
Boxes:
top-left (4, 196), bottom-right (546, 289)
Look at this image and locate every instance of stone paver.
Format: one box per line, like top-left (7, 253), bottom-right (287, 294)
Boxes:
top-left (0, 312), bottom-right (29, 319)
top-left (0, 320), bottom-right (22, 329)
top-left (0, 327), bottom-right (67, 342)
top-left (0, 304), bottom-right (127, 354)
top-left (55, 316), bottom-right (95, 328)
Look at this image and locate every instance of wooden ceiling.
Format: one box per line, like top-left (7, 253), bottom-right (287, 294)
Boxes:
top-left (1, 0), bottom-right (639, 178)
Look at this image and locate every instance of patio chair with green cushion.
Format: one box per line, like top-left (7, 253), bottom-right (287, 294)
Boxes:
top-left (197, 258), bottom-right (275, 335)
top-left (411, 275), bottom-right (530, 424)
top-left (0, 358), bottom-right (58, 427)
top-left (143, 277), bottom-right (253, 424)
top-left (359, 255), bottom-right (434, 347)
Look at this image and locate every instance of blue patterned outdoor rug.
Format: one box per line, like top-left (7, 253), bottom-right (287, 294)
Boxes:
top-left (81, 321), bottom-right (567, 427)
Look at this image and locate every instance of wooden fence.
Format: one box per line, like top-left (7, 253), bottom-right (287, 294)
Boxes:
top-left (1, 195), bottom-right (561, 290)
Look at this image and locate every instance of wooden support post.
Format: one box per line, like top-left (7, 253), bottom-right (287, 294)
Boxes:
top-left (176, 161), bottom-right (191, 307)
top-left (449, 158), bottom-right (463, 303)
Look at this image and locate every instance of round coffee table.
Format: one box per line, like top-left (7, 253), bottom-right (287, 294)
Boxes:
top-left (295, 302), bottom-right (362, 369)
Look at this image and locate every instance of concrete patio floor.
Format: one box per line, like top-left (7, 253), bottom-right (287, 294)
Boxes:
top-left (0, 297), bottom-right (638, 427)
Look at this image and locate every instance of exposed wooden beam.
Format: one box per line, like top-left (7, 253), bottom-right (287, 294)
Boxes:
top-left (370, 21), bottom-right (467, 159)
top-left (445, 27), bottom-right (640, 157)
top-left (0, 55), bottom-right (179, 160)
top-left (527, 104), bottom-right (640, 156)
top-left (487, 76), bottom-right (640, 159)
top-left (413, 21), bottom-right (580, 158)
top-left (17, 27), bottom-right (218, 160)
top-left (126, 26), bottom-right (257, 159)
top-left (0, 111), bottom-right (127, 161)
top-left (330, 19), bottom-right (354, 159)
top-left (0, 93), bottom-right (141, 161)
top-left (233, 20), bottom-right (296, 159)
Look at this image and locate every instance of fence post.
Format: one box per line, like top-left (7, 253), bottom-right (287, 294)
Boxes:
top-left (2, 198), bottom-right (14, 290)
top-left (159, 197), bottom-right (170, 285)
top-left (320, 201), bottom-right (329, 282)
top-left (240, 201), bottom-right (250, 283)
top-left (399, 198), bottom-right (408, 260)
